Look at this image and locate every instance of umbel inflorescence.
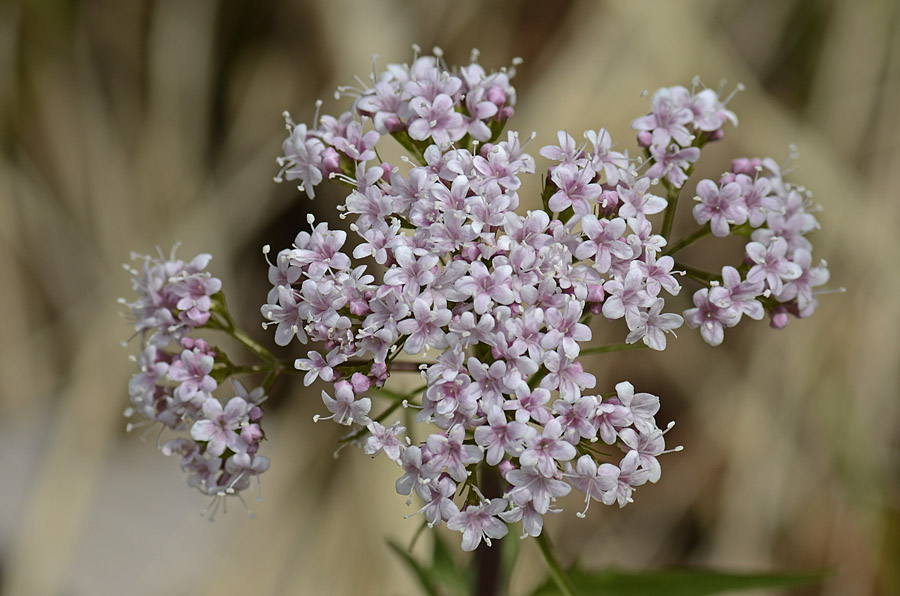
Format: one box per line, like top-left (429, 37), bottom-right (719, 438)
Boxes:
top-left (122, 47), bottom-right (831, 547)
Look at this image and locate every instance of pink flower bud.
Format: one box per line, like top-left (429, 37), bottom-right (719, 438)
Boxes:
top-left (350, 372), bottom-right (371, 394)
top-left (370, 362), bottom-right (388, 385)
top-left (321, 147), bottom-right (341, 174)
top-left (770, 306), bottom-right (791, 329)
top-left (486, 85), bottom-right (506, 106)
top-left (241, 423), bottom-right (263, 444)
top-left (349, 299), bottom-right (370, 316)
top-left (637, 131), bottom-right (653, 147)
top-left (498, 459), bottom-right (515, 478)
top-left (383, 114), bottom-right (404, 132)
top-left (720, 172), bottom-right (737, 185)
top-left (732, 157), bottom-right (761, 175)
top-left (587, 283), bottom-right (605, 303)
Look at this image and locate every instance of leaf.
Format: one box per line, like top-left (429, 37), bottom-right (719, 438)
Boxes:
top-left (429, 532), bottom-right (472, 596)
top-left (529, 567), bottom-right (829, 596)
top-left (387, 534), bottom-right (474, 596)
top-left (387, 539), bottom-right (440, 596)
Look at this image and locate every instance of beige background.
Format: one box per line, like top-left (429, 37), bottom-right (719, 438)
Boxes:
top-left (1, 0), bottom-right (898, 594)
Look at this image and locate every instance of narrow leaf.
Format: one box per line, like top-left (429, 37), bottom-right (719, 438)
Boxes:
top-left (530, 567), bottom-right (829, 596)
top-left (387, 539), bottom-right (440, 596)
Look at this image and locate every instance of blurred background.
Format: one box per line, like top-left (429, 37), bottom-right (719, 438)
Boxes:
top-left (1, 0), bottom-right (898, 594)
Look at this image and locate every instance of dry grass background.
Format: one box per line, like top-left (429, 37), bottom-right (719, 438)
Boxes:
top-left (0, 0), bottom-right (898, 595)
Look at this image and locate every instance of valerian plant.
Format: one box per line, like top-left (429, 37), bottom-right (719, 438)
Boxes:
top-left (121, 46), bottom-right (834, 595)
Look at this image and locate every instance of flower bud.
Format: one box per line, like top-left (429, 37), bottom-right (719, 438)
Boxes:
top-left (350, 372), bottom-right (372, 394)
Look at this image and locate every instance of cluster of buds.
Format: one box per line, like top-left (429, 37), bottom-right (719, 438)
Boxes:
top-left (122, 249), bottom-right (270, 518)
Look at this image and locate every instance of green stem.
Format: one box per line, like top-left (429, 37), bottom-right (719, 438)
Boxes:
top-left (390, 130), bottom-right (427, 165)
top-left (664, 225), bottom-right (711, 256)
top-left (211, 293), bottom-right (279, 364)
top-left (535, 532), bottom-right (576, 596)
top-left (231, 325), bottom-right (279, 364)
top-left (369, 383), bottom-right (427, 402)
top-left (227, 363), bottom-right (276, 376)
top-left (339, 384), bottom-right (426, 444)
top-left (660, 181), bottom-right (681, 240)
top-left (580, 343), bottom-right (648, 356)
top-left (261, 368), bottom-right (281, 393)
top-left (674, 261), bottom-right (719, 284)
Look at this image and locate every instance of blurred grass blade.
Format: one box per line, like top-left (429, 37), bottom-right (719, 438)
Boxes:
top-left (530, 567), bottom-right (829, 596)
top-left (431, 533), bottom-right (472, 596)
top-left (387, 539), bottom-right (441, 596)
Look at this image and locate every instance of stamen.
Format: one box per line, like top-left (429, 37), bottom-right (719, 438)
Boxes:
top-left (313, 99), bottom-right (323, 127)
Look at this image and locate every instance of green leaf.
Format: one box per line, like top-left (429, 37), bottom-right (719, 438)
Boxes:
top-left (529, 567), bottom-right (829, 596)
top-left (430, 533), bottom-right (472, 596)
top-left (388, 535), bottom-right (475, 596)
top-left (387, 539), bottom-right (440, 596)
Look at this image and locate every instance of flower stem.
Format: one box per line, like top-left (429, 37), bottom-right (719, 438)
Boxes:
top-left (660, 180), bottom-right (681, 240)
top-left (211, 294), bottom-right (279, 364)
top-left (580, 343), bottom-right (648, 356)
top-left (664, 225), bottom-right (711, 256)
top-left (476, 466), bottom-right (504, 596)
top-left (230, 326), bottom-right (279, 364)
top-left (674, 261), bottom-right (720, 284)
top-left (535, 532), bottom-right (576, 596)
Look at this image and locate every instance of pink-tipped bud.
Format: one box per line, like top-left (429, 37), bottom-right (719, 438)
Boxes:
top-left (498, 459), bottom-right (515, 478)
top-left (637, 131), bottom-right (653, 147)
top-left (598, 189), bottom-right (620, 213)
top-left (486, 85), bottom-right (506, 106)
top-left (241, 423), bottom-right (263, 444)
top-left (720, 172), bottom-right (737, 185)
top-left (350, 372), bottom-right (372, 394)
top-left (709, 129), bottom-right (725, 142)
top-left (587, 283), bottom-right (605, 304)
top-left (250, 406), bottom-right (264, 421)
top-left (499, 106), bottom-right (515, 120)
top-left (383, 114), bottom-right (404, 132)
top-left (732, 157), bottom-right (761, 175)
top-left (379, 162), bottom-right (393, 180)
top-left (769, 306), bottom-right (791, 329)
top-left (321, 147), bottom-right (341, 174)
top-left (349, 299), bottom-right (370, 316)
top-left (371, 362), bottom-right (388, 385)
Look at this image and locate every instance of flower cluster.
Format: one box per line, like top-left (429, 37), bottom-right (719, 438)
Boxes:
top-left (122, 250), bottom-right (270, 517)
top-left (262, 49), bottom-right (768, 551)
top-left (632, 82), bottom-right (738, 189)
top-left (120, 47), bottom-right (834, 546)
top-left (682, 156), bottom-right (830, 344)
top-left (274, 47), bottom-right (517, 198)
